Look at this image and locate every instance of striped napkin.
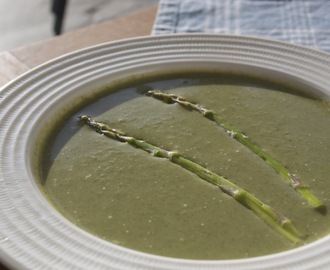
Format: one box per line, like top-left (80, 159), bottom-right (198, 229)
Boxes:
top-left (152, 0), bottom-right (330, 52)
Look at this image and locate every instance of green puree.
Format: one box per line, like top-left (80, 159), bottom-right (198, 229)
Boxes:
top-left (42, 73), bottom-right (330, 260)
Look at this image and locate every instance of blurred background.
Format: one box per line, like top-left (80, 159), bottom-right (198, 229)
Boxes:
top-left (0, 0), bottom-right (159, 52)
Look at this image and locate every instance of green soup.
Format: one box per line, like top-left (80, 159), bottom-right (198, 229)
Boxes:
top-left (40, 72), bottom-right (330, 260)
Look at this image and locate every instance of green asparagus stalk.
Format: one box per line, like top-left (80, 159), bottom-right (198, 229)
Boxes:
top-left (147, 90), bottom-right (325, 214)
top-left (79, 115), bottom-right (302, 243)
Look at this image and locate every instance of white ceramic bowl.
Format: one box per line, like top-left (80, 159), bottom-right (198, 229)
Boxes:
top-left (1, 34), bottom-right (330, 270)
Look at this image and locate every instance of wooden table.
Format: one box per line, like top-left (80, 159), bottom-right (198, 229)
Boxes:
top-left (0, 6), bottom-right (157, 87)
top-left (0, 6), bottom-right (157, 270)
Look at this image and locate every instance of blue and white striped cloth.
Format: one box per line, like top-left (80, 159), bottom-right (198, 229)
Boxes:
top-left (152, 0), bottom-right (330, 52)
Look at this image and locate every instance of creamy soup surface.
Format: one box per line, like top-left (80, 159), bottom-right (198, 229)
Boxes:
top-left (41, 72), bottom-right (330, 260)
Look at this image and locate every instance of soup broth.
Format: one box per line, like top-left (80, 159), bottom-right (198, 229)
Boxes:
top-left (41, 71), bottom-right (330, 260)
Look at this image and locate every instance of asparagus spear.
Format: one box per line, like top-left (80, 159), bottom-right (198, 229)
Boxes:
top-left (147, 90), bottom-right (325, 214)
top-left (79, 115), bottom-right (302, 243)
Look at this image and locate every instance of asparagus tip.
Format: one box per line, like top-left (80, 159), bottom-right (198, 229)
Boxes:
top-left (77, 114), bottom-right (90, 122)
top-left (146, 90), bottom-right (156, 96)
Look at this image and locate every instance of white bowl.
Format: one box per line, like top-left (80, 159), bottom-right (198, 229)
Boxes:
top-left (1, 34), bottom-right (330, 270)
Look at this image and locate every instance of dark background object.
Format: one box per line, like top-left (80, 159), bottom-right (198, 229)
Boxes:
top-left (51, 0), bottom-right (68, 35)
